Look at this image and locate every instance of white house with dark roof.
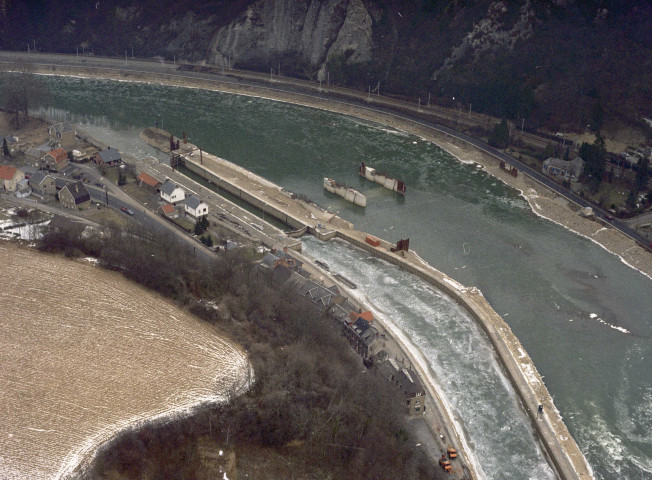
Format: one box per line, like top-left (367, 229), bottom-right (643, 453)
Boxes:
top-left (160, 179), bottom-right (185, 205)
top-left (184, 195), bottom-right (208, 222)
top-left (378, 358), bottom-right (427, 416)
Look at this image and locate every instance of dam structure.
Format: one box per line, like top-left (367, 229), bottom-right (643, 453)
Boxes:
top-left (144, 128), bottom-right (592, 480)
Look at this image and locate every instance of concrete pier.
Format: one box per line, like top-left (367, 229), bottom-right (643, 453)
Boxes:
top-left (143, 129), bottom-right (593, 480)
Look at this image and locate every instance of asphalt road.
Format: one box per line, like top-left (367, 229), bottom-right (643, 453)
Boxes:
top-left (2, 49), bottom-right (648, 250)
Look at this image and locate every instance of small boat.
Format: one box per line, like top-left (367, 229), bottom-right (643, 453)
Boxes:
top-left (323, 177), bottom-right (366, 207)
top-left (359, 162), bottom-right (406, 195)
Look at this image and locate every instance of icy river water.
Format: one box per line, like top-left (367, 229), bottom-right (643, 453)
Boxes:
top-left (37, 76), bottom-right (652, 479)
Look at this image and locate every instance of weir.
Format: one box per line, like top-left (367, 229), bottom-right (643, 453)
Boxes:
top-left (143, 128), bottom-right (592, 480)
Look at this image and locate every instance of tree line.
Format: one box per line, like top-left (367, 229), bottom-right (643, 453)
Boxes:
top-left (38, 223), bottom-right (437, 479)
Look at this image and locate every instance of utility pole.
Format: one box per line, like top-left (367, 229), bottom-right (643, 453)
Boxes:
top-left (270, 67), bottom-right (273, 79)
top-left (468, 104), bottom-right (472, 119)
top-left (76, 46), bottom-right (78, 57)
top-left (521, 118), bottom-right (525, 133)
top-left (131, 44), bottom-right (134, 59)
top-left (428, 93), bottom-right (431, 107)
top-left (418, 97), bottom-right (421, 109)
top-left (125, 50), bottom-right (127, 63)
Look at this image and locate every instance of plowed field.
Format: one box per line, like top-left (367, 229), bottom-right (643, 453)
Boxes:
top-left (0, 243), bottom-right (250, 479)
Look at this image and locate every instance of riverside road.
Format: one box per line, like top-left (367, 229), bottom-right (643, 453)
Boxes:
top-left (0, 50), bottom-right (645, 249)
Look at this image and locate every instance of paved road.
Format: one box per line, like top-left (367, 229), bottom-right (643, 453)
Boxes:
top-left (2, 49), bottom-right (647, 250)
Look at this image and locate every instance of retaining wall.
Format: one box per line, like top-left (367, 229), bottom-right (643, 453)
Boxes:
top-left (336, 230), bottom-right (585, 480)
top-left (182, 159), bottom-right (308, 230)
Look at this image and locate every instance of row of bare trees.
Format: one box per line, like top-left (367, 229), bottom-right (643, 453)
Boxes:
top-left (0, 60), bottom-right (50, 128)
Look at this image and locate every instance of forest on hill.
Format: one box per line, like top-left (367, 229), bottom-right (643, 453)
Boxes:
top-left (0, 0), bottom-right (650, 133)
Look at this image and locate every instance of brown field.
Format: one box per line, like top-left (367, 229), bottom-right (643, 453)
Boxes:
top-left (0, 242), bottom-right (250, 479)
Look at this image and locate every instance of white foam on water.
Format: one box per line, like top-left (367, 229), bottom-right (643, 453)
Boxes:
top-left (588, 313), bottom-right (631, 334)
top-left (303, 237), bottom-right (555, 480)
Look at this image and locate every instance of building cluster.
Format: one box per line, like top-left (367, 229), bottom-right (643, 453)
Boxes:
top-left (0, 121), bottom-right (124, 210)
top-left (259, 248), bottom-right (426, 417)
top-left (155, 178), bottom-right (209, 223)
top-left (1, 121), bottom-right (210, 223)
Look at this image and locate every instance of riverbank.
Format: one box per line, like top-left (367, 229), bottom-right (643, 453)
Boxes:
top-left (140, 126), bottom-right (591, 479)
top-left (4, 56), bottom-right (648, 480)
top-left (17, 61), bottom-right (650, 279)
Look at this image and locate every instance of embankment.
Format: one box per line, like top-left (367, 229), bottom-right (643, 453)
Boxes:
top-left (141, 127), bottom-right (592, 480)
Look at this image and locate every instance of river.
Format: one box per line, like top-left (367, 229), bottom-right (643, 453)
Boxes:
top-left (36, 75), bottom-right (652, 480)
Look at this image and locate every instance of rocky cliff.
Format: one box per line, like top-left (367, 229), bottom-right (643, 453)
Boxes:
top-left (205, 0), bottom-right (373, 80)
top-left (1, 0), bottom-right (650, 133)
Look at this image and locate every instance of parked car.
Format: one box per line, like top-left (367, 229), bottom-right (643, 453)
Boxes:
top-left (120, 206), bottom-right (134, 216)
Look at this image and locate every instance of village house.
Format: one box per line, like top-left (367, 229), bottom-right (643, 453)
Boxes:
top-left (137, 172), bottom-right (162, 192)
top-left (29, 171), bottom-right (57, 195)
top-left (1, 134), bottom-right (18, 155)
top-left (160, 179), bottom-right (185, 205)
top-left (159, 203), bottom-right (178, 218)
top-left (93, 147), bottom-right (122, 166)
top-left (25, 147), bottom-right (44, 168)
top-left (15, 178), bottom-right (31, 198)
top-left (42, 147), bottom-right (69, 171)
top-left (48, 122), bottom-right (76, 150)
top-left (343, 312), bottom-right (379, 359)
top-left (0, 165), bottom-right (25, 192)
top-left (378, 358), bottom-right (427, 416)
top-left (59, 181), bottom-right (91, 210)
top-left (184, 195), bottom-right (209, 222)
top-left (298, 280), bottom-right (344, 309)
top-left (542, 157), bottom-right (584, 182)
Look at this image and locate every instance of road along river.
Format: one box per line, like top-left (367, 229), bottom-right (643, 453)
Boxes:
top-left (30, 74), bottom-right (652, 480)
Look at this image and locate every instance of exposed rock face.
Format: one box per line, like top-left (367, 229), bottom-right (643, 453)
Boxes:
top-left (433, 1), bottom-right (535, 80)
top-left (207, 0), bottom-right (373, 74)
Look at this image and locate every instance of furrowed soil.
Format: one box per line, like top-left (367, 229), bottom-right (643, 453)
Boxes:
top-left (0, 242), bottom-right (250, 480)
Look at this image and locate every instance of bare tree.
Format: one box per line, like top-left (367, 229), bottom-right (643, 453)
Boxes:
top-left (1, 59), bottom-right (49, 128)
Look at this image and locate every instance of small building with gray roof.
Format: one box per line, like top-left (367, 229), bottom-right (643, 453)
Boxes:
top-left (378, 358), bottom-right (427, 416)
top-left (160, 179), bottom-right (185, 205)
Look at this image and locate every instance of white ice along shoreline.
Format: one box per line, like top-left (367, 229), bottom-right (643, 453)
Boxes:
top-left (303, 242), bottom-right (542, 480)
top-left (35, 70), bottom-right (649, 283)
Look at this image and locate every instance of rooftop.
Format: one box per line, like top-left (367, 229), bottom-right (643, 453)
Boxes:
top-left (137, 172), bottom-right (161, 188)
top-left (185, 195), bottom-right (205, 209)
top-left (0, 165), bottom-right (19, 180)
top-left (97, 148), bottom-right (121, 164)
top-left (160, 179), bottom-right (181, 196)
